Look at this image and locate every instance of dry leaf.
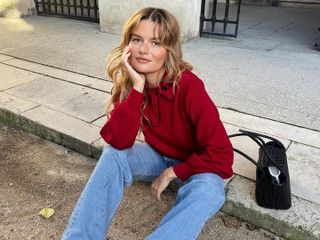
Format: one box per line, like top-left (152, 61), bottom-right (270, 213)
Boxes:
top-left (39, 207), bottom-right (54, 219)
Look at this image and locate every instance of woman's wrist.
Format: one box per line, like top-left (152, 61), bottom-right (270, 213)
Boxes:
top-left (164, 167), bottom-right (177, 181)
top-left (133, 82), bottom-right (145, 93)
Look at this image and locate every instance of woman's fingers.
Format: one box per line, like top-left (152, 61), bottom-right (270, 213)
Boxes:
top-left (151, 175), bottom-right (171, 201)
top-left (151, 181), bottom-right (162, 201)
top-left (121, 46), bottom-right (131, 70)
top-left (121, 46), bottom-right (145, 91)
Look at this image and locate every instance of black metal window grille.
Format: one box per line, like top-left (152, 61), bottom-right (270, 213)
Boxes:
top-left (34, 0), bottom-right (99, 23)
top-left (200, 0), bottom-right (241, 38)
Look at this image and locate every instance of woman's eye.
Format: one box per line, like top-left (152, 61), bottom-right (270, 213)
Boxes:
top-left (131, 38), bottom-right (141, 43)
top-left (152, 41), bottom-right (160, 46)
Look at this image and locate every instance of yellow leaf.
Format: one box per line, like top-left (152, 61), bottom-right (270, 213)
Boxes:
top-left (39, 207), bottom-right (54, 219)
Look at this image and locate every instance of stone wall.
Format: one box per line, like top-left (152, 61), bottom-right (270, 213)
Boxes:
top-left (0, 0), bottom-right (35, 17)
top-left (98, 0), bottom-right (201, 41)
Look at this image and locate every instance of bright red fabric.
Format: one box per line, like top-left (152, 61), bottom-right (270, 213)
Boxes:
top-left (100, 70), bottom-right (233, 181)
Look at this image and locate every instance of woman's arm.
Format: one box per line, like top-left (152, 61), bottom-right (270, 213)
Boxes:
top-left (100, 88), bottom-right (144, 149)
top-left (100, 46), bottom-right (146, 149)
top-left (173, 78), bottom-right (234, 181)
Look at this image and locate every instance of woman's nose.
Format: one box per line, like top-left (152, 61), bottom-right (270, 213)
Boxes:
top-left (139, 42), bottom-right (149, 54)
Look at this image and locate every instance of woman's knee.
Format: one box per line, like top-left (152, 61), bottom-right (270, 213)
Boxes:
top-left (95, 146), bottom-right (128, 173)
top-left (200, 174), bottom-right (225, 208)
top-left (180, 173), bottom-right (226, 205)
top-left (98, 145), bottom-right (133, 185)
top-left (100, 145), bottom-right (131, 162)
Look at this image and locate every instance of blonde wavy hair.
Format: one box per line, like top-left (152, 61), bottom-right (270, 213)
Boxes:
top-left (106, 7), bottom-right (192, 118)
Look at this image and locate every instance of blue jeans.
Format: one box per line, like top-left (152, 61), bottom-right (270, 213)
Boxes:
top-left (61, 143), bottom-right (225, 240)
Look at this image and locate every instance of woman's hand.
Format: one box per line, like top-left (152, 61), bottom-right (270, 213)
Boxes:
top-left (122, 46), bottom-right (145, 92)
top-left (151, 167), bottom-right (177, 201)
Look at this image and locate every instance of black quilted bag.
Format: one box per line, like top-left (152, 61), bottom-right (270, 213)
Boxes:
top-left (229, 130), bottom-right (292, 209)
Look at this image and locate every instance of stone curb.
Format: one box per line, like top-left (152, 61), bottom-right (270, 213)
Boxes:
top-left (0, 107), bottom-right (103, 159)
top-left (222, 176), bottom-right (319, 240)
top-left (1, 107), bottom-right (319, 240)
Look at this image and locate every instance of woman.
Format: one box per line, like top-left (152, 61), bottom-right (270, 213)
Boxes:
top-left (62, 7), bottom-right (233, 240)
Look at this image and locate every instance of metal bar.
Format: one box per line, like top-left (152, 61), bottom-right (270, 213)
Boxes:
top-left (223, 0), bottom-right (230, 34)
top-left (199, 0), bottom-right (206, 37)
top-left (42, 0), bottom-right (46, 13)
top-left (54, 0), bottom-right (58, 14)
top-left (278, 0), bottom-right (320, 2)
top-left (36, 12), bottom-right (99, 22)
top-left (36, 0), bottom-right (99, 22)
top-left (41, 0), bottom-right (46, 12)
top-left (47, 0), bottom-right (51, 13)
top-left (80, 0), bottom-right (84, 16)
top-left (34, 0), bottom-right (41, 13)
top-left (211, 0), bottom-right (218, 32)
top-left (203, 19), bottom-right (238, 24)
top-left (234, 0), bottom-right (242, 37)
top-left (87, 0), bottom-right (91, 18)
top-left (74, 0), bottom-right (77, 16)
top-left (201, 31), bottom-right (236, 38)
top-left (67, 0), bottom-right (71, 15)
top-left (60, 0), bottom-right (64, 14)
top-left (93, 0), bottom-right (98, 19)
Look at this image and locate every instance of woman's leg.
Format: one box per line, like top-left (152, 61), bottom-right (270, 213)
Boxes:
top-left (61, 143), bottom-right (167, 240)
top-left (146, 173), bottom-right (225, 240)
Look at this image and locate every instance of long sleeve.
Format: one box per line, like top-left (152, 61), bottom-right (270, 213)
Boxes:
top-left (172, 79), bottom-right (234, 181)
top-left (100, 88), bottom-right (144, 149)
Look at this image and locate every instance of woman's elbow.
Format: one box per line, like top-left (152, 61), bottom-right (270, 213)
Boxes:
top-left (108, 138), bottom-right (135, 150)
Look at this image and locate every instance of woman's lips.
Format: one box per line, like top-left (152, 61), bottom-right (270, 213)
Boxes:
top-left (136, 57), bottom-right (151, 63)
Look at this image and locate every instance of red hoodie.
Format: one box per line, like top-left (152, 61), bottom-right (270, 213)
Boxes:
top-left (100, 70), bottom-right (233, 181)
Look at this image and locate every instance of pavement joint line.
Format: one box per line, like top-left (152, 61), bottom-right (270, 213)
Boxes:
top-left (0, 61), bottom-right (111, 94)
top-left (90, 115), bottom-right (106, 124)
top-left (223, 109), bottom-right (319, 132)
top-left (217, 90), bottom-right (318, 118)
top-left (221, 104), bottom-right (319, 133)
top-left (8, 98), bottom-right (99, 127)
top-left (1, 90), bottom-right (40, 106)
top-left (0, 107), bottom-right (319, 239)
top-left (286, 141), bottom-right (293, 151)
top-left (90, 136), bottom-right (104, 147)
top-left (0, 52), bottom-right (111, 83)
top-left (264, 21), bottom-right (296, 39)
top-left (224, 120), bottom-right (320, 150)
top-left (0, 57), bottom-right (14, 63)
top-left (19, 104), bottom-right (41, 115)
top-left (246, 19), bottom-right (269, 30)
top-left (38, 104), bottom-right (102, 125)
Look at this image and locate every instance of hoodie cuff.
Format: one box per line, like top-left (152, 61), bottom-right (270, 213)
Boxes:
top-left (125, 88), bottom-right (144, 111)
top-left (172, 162), bottom-right (194, 182)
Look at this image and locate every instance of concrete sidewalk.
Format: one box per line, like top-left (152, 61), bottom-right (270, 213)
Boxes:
top-left (0, 6), bottom-right (320, 240)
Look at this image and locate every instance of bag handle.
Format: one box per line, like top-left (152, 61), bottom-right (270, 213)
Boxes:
top-left (229, 129), bottom-right (284, 175)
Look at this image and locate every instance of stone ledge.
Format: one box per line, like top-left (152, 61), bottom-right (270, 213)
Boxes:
top-left (222, 175), bottom-right (320, 240)
top-left (220, 108), bottom-right (320, 149)
top-left (0, 108), bottom-right (95, 157)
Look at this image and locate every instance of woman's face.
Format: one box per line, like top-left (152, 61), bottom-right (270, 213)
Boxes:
top-left (128, 20), bottom-right (167, 79)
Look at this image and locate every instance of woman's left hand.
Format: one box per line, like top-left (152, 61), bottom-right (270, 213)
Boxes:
top-left (151, 167), bottom-right (177, 201)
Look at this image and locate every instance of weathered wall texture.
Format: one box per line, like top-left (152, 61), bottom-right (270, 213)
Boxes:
top-left (98, 0), bottom-right (201, 41)
top-left (0, 0), bottom-right (35, 17)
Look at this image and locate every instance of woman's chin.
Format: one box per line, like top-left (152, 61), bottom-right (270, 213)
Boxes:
top-left (132, 65), bottom-right (151, 74)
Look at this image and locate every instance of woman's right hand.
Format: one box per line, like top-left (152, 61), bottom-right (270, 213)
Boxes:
top-left (122, 46), bottom-right (145, 93)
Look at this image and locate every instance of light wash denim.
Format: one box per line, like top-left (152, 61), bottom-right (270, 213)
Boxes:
top-left (61, 143), bottom-right (225, 240)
